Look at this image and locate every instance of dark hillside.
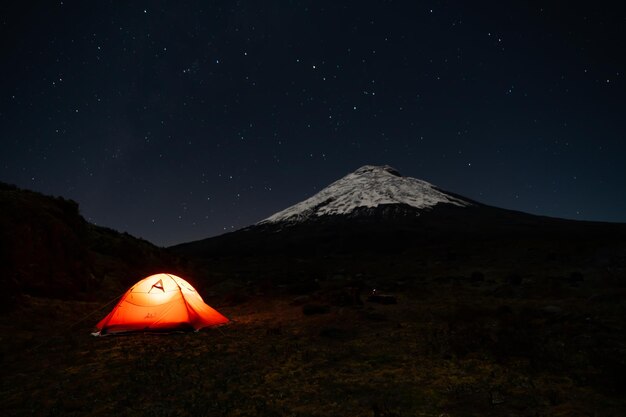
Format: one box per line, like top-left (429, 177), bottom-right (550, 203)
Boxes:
top-left (0, 182), bottom-right (184, 307)
top-left (171, 202), bottom-right (626, 289)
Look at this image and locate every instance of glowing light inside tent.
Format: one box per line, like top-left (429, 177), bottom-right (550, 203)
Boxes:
top-left (94, 273), bottom-right (228, 335)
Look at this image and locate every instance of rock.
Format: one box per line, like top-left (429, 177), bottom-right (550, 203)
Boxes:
top-left (327, 287), bottom-right (363, 306)
top-left (506, 274), bottom-right (523, 285)
top-left (490, 390), bottom-right (505, 405)
top-left (224, 292), bottom-right (249, 306)
top-left (286, 280), bottom-right (320, 295)
top-left (496, 305), bottom-right (514, 316)
top-left (490, 284), bottom-right (519, 298)
top-left (367, 294), bottom-right (397, 304)
top-left (469, 271), bottom-right (485, 282)
top-left (319, 326), bottom-right (347, 339)
top-left (361, 310), bottom-right (388, 321)
top-left (302, 304), bottom-right (329, 315)
top-left (568, 272), bottom-right (584, 285)
top-left (266, 326), bottom-right (282, 335)
top-left (587, 292), bottom-right (622, 304)
top-left (290, 295), bottom-right (311, 306)
top-left (541, 305), bottom-right (563, 315)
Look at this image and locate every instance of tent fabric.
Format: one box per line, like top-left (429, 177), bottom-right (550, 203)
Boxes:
top-left (94, 273), bottom-right (228, 335)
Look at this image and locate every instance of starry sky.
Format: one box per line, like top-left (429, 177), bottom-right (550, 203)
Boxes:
top-left (1, 1), bottom-right (625, 247)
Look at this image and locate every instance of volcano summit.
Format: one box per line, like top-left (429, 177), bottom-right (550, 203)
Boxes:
top-left (260, 165), bottom-right (471, 224)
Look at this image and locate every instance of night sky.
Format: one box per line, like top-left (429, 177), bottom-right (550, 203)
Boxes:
top-left (1, 1), bottom-right (624, 247)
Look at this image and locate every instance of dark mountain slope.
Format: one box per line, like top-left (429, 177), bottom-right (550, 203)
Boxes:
top-left (0, 182), bottom-right (182, 307)
top-left (174, 201), bottom-right (625, 257)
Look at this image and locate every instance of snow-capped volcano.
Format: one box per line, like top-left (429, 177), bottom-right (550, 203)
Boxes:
top-left (260, 165), bottom-right (471, 224)
top-left (172, 164), bottom-right (626, 262)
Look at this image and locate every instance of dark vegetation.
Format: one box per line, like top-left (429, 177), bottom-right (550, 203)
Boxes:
top-left (0, 181), bottom-right (187, 304)
top-left (2, 182), bottom-right (626, 416)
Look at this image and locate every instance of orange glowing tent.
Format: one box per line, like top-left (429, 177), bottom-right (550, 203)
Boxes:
top-left (93, 273), bottom-right (228, 335)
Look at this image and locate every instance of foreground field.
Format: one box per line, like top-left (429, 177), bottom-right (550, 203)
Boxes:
top-left (2, 272), bottom-right (625, 417)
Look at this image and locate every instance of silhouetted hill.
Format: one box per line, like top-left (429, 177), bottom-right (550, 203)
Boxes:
top-left (174, 202), bottom-right (625, 257)
top-left (0, 181), bottom-right (182, 307)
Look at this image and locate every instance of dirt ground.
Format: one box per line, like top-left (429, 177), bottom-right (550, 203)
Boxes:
top-left (2, 272), bottom-right (626, 417)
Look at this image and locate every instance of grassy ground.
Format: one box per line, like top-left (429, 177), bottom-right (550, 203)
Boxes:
top-left (2, 270), bottom-right (626, 417)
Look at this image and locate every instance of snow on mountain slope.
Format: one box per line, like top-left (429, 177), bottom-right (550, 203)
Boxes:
top-left (259, 165), bottom-right (471, 224)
